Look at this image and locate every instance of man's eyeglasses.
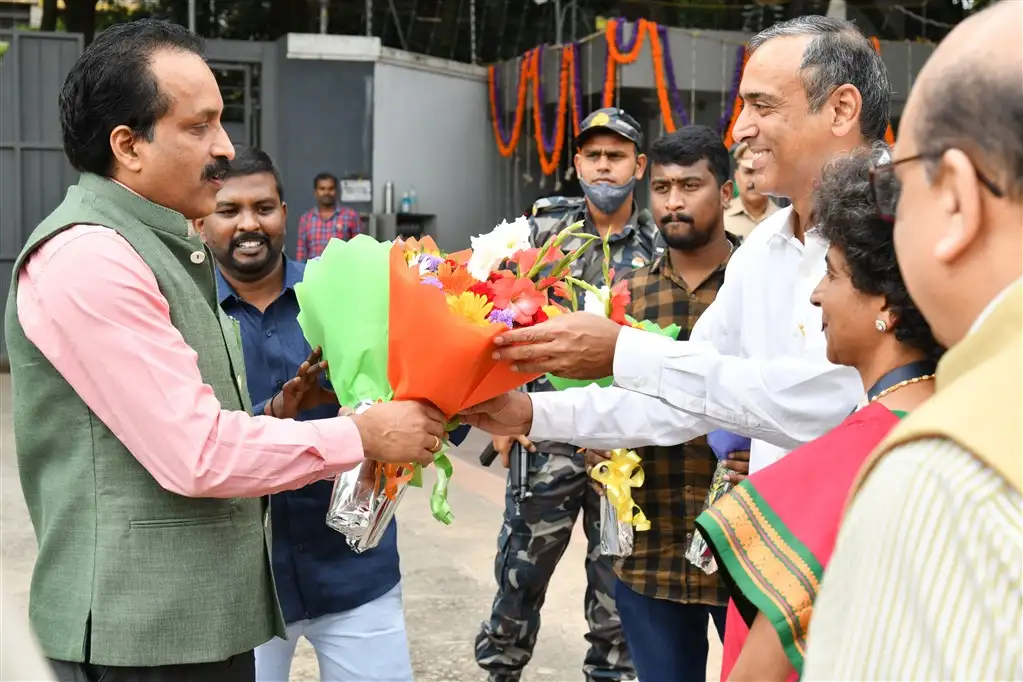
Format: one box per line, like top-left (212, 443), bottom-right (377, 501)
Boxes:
top-left (868, 151), bottom-right (1004, 223)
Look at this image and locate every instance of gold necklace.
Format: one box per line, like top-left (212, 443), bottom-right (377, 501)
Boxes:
top-left (869, 374), bottom-right (935, 403)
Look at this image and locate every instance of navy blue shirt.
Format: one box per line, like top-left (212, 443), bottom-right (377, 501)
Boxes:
top-left (216, 256), bottom-right (400, 624)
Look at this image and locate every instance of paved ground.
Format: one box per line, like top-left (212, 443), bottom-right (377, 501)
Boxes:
top-left (0, 373), bottom-right (722, 680)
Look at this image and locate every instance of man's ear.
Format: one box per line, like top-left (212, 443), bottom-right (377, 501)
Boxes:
top-left (720, 179), bottom-right (734, 208)
top-left (634, 153), bottom-right (648, 180)
top-left (932, 148), bottom-right (984, 265)
top-left (110, 125), bottom-right (143, 173)
top-left (828, 84), bottom-right (863, 139)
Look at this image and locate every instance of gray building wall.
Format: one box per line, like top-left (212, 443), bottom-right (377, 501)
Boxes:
top-left (372, 61), bottom-right (500, 252)
top-left (0, 31), bottom-right (82, 361)
top-left (276, 57), bottom-right (375, 257)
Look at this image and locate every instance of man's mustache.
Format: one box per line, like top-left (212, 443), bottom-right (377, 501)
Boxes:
top-left (660, 213), bottom-right (694, 227)
top-left (202, 157), bottom-right (231, 182)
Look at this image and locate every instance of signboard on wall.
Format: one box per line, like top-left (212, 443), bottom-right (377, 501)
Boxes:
top-left (341, 179), bottom-right (373, 203)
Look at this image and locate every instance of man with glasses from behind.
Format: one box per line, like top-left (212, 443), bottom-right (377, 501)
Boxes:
top-left (805, 2), bottom-right (1022, 677)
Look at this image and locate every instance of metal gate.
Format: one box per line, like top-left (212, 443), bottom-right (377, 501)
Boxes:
top-left (0, 31), bottom-right (83, 361)
top-left (0, 32), bottom-right (278, 361)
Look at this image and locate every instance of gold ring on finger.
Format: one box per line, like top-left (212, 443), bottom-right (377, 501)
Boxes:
top-left (431, 435), bottom-right (442, 453)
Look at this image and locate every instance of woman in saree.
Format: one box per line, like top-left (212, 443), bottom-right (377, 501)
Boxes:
top-left (694, 144), bottom-right (946, 682)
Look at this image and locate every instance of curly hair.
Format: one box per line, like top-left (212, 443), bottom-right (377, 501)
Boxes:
top-left (812, 144), bottom-right (945, 363)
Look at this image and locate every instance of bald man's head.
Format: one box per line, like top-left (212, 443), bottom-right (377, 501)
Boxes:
top-left (911, 0), bottom-right (1023, 198)
top-left (889, 0), bottom-right (1023, 348)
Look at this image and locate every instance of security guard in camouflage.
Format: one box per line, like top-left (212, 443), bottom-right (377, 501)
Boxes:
top-left (475, 108), bottom-right (663, 682)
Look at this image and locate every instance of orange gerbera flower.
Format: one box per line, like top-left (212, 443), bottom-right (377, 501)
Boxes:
top-left (437, 260), bottom-right (474, 295)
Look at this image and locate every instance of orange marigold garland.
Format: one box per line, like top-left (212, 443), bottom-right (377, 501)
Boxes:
top-left (723, 48), bottom-right (749, 148)
top-left (488, 52), bottom-right (532, 157)
top-left (647, 21), bottom-right (676, 133)
top-left (531, 46), bottom-right (572, 176)
top-left (870, 37), bottom-right (897, 145)
top-left (602, 18), bottom-right (649, 108)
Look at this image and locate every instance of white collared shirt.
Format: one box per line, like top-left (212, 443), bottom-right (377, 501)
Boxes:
top-left (969, 278), bottom-right (1021, 335)
top-left (528, 206), bottom-right (863, 472)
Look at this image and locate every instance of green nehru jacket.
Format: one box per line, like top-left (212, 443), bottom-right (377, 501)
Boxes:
top-left (4, 173), bottom-right (285, 665)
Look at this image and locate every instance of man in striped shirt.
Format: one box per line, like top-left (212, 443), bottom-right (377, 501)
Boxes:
top-left (803, 3), bottom-right (1022, 679)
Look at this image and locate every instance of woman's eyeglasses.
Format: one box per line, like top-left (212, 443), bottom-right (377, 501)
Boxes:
top-left (868, 151), bottom-right (1004, 223)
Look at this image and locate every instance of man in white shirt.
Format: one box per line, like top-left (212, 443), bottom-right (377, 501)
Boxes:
top-left (462, 17), bottom-right (890, 473)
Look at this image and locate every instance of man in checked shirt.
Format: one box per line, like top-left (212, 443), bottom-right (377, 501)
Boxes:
top-left (588, 126), bottom-right (744, 682)
top-left (295, 172), bottom-right (363, 260)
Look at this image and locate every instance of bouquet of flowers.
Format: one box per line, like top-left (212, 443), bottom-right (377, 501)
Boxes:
top-left (685, 431), bottom-right (747, 573)
top-left (544, 235), bottom-right (681, 391)
top-left (589, 448), bottom-right (651, 557)
top-left (295, 219), bottom-right (598, 551)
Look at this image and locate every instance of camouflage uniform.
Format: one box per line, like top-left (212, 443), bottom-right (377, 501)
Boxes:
top-left (475, 197), bottom-right (663, 682)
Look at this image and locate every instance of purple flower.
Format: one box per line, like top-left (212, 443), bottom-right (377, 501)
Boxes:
top-left (419, 255), bottom-right (443, 273)
top-left (487, 308), bottom-right (517, 329)
top-left (422, 276), bottom-right (443, 289)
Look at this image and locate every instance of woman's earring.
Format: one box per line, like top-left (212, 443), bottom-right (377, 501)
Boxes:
top-left (875, 319), bottom-right (888, 332)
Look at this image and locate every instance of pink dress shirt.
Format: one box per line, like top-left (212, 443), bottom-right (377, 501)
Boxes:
top-left (16, 224), bottom-right (365, 499)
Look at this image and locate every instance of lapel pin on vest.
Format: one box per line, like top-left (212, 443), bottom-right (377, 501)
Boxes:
top-left (190, 250), bottom-right (206, 264)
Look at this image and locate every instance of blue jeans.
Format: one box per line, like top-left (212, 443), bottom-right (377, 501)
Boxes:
top-left (614, 579), bottom-right (727, 682)
top-left (254, 583), bottom-right (412, 681)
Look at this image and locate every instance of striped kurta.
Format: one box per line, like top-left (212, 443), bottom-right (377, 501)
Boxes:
top-left (803, 437), bottom-right (1022, 680)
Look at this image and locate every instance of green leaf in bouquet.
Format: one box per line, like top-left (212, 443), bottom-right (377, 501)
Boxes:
top-left (295, 235), bottom-right (395, 406)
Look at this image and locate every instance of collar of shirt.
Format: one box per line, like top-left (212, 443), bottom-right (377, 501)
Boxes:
top-left (583, 202), bottom-right (643, 243)
top-left (969, 277), bottom-right (1022, 335)
top-left (648, 232), bottom-right (741, 290)
top-left (725, 198), bottom-right (777, 223)
top-left (216, 255), bottom-right (305, 306)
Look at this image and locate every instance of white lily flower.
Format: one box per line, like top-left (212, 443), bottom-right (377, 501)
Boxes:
top-left (467, 217), bottom-right (533, 281)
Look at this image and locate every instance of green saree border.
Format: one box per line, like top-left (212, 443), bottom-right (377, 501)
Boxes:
top-left (695, 483), bottom-right (824, 674)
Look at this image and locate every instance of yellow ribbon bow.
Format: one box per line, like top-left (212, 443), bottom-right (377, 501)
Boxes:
top-left (590, 449), bottom-right (650, 531)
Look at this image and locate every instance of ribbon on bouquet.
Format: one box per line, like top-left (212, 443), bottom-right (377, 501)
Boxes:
top-left (369, 439), bottom-right (456, 526)
top-left (590, 449), bottom-right (651, 531)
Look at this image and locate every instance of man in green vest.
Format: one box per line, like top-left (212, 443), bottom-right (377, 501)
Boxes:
top-left (804, 2), bottom-right (1022, 677)
top-left (4, 19), bottom-right (446, 682)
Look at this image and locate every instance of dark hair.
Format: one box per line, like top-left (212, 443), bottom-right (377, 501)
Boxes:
top-left (59, 19), bottom-right (204, 176)
top-left (647, 126), bottom-right (731, 186)
top-left (917, 67), bottom-right (1023, 200)
top-left (224, 147), bottom-right (284, 199)
top-left (813, 145), bottom-right (944, 363)
top-left (313, 172), bottom-right (338, 188)
top-left (748, 16), bottom-right (891, 143)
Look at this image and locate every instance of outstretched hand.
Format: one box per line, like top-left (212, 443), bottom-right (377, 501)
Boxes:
top-left (491, 312), bottom-right (622, 379)
top-left (265, 346), bottom-right (337, 419)
top-left (353, 400), bottom-right (448, 466)
top-left (459, 392), bottom-right (534, 436)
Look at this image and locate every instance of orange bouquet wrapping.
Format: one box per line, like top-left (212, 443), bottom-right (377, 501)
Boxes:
top-left (297, 218), bottom-right (598, 534)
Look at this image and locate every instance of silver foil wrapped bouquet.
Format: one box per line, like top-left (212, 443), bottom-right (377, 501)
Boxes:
top-left (590, 449), bottom-right (650, 558)
top-left (598, 493), bottom-right (634, 557)
top-left (685, 460), bottom-right (733, 573)
top-left (687, 431), bottom-right (750, 573)
top-left (325, 401), bottom-right (417, 553)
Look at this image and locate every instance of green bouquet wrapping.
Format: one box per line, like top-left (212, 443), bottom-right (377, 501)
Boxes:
top-left (295, 236), bottom-right (457, 553)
